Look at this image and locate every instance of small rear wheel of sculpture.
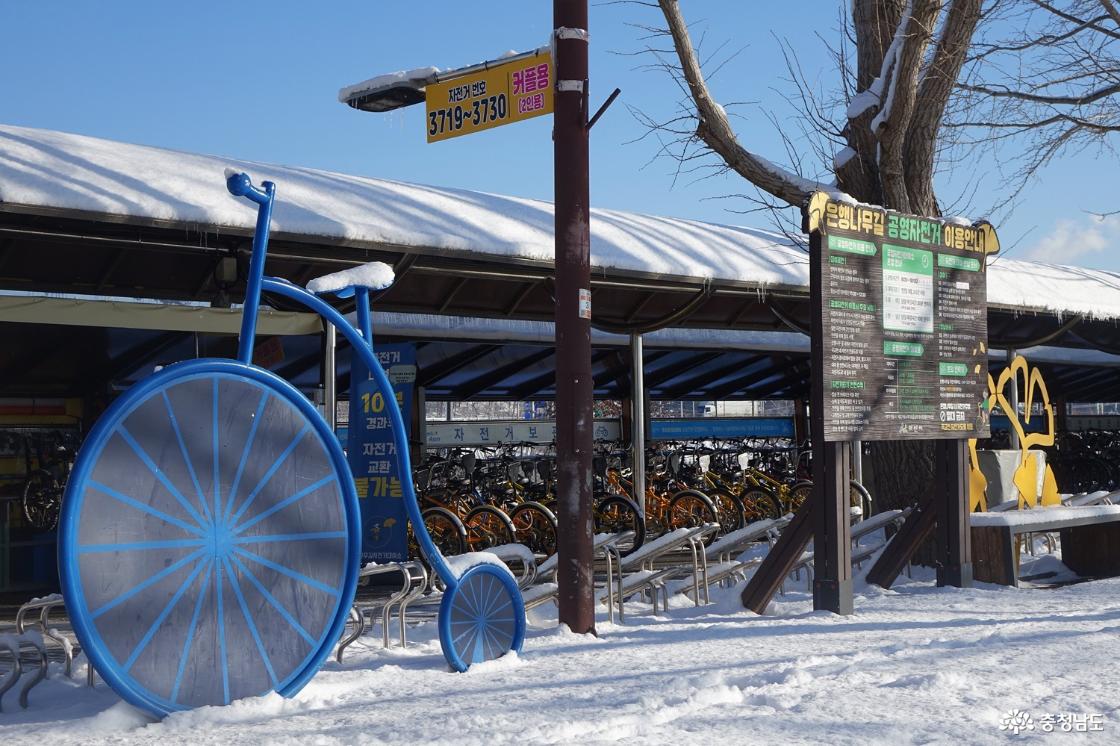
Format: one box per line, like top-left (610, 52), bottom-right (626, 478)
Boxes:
top-left (438, 564), bottom-right (526, 673)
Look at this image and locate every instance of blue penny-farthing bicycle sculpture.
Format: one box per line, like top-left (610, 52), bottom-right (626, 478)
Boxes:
top-left (59, 171), bottom-right (525, 716)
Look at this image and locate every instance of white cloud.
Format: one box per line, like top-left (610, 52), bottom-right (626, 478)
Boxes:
top-left (1023, 213), bottom-right (1120, 265)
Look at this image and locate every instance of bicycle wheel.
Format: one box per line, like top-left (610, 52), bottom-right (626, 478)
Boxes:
top-left (789, 480), bottom-right (814, 512)
top-left (710, 490), bottom-right (745, 534)
top-left (463, 505), bottom-right (516, 550)
top-left (741, 488), bottom-right (783, 522)
top-left (22, 469), bottom-right (61, 531)
top-left (59, 360), bottom-right (359, 716)
top-left (667, 489), bottom-right (719, 543)
top-left (509, 501), bottom-right (558, 556)
top-left (850, 480), bottom-right (873, 520)
top-left (439, 564), bottom-right (525, 672)
top-left (593, 494), bottom-right (645, 557)
top-left (420, 507), bottom-right (467, 557)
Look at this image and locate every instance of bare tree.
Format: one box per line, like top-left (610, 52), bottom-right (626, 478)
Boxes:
top-left (648, 0), bottom-right (982, 220)
top-left (953, 0), bottom-right (1120, 208)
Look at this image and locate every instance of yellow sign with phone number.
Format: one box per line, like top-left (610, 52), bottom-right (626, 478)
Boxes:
top-left (425, 50), bottom-right (554, 143)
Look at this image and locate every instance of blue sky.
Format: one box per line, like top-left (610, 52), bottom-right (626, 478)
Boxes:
top-left (1, 1), bottom-right (1115, 271)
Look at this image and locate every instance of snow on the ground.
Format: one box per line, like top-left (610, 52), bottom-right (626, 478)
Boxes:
top-left (3, 552), bottom-right (1116, 745)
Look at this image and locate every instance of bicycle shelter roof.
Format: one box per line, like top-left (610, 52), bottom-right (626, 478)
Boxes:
top-left (1, 124), bottom-right (1120, 402)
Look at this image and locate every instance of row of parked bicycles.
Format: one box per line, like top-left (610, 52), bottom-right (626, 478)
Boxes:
top-left (23, 426), bottom-right (1120, 546)
top-left (1039, 431), bottom-right (1120, 494)
top-left (9, 429), bottom-right (877, 559)
top-left (978, 428), bottom-right (1120, 494)
top-left (411, 438), bottom-right (874, 559)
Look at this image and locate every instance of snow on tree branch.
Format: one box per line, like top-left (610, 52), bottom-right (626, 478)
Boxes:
top-left (655, 0), bottom-right (833, 207)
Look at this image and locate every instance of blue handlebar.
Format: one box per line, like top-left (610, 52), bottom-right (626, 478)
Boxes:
top-left (225, 170), bottom-right (276, 363)
top-left (225, 170), bottom-right (274, 205)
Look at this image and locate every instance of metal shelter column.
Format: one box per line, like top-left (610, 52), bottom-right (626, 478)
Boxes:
top-left (851, 439), bottom-right (863, 484)
top-left (1007, 347), bottom-right (1019, 450)
top-left (630, 332), bottom-right (646, 514)
top-left (324, 323), bottom-right (337, 430)
top-left (553, 0), bottom-right (595, 635)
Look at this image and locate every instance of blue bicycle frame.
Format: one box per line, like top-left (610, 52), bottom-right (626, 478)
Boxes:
top-left (226, 171), bottom-right (525, 674)
top-left (224, 169), bottom-right (487, 605)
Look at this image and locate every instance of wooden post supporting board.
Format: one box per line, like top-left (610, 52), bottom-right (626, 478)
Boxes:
top-left (934, 439), bottom-right (972, 587)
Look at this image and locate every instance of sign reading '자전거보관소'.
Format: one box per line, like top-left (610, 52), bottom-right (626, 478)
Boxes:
top-left (425, 50), bottom-right (554, 143)
top-left (804, 192), bottom-right (1000, 442)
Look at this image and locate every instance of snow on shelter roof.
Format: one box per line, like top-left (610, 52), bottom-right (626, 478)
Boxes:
top-left (1, 123), bottom-right (1120, 320)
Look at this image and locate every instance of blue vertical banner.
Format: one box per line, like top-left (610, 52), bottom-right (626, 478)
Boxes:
top-left (348, 342), bottom-right (416, 564)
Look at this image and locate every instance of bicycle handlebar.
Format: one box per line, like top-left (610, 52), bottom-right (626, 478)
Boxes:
top-left (224, 169), bottom-right (276, 365)
top-left (224, 169), bottom-right (274, 205)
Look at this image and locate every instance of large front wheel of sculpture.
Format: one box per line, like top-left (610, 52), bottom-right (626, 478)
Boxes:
top-left (59, 359), bottom-right (360, 717)
top-left (438, 564), bottom-right (525, 673)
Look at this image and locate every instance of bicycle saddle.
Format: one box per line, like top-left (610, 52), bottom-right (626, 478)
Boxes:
top-left (307, 261), bottom-right (396, 297)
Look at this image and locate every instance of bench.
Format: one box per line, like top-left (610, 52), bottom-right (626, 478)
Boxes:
top-left (971, 505), bottom-right (1120, 586)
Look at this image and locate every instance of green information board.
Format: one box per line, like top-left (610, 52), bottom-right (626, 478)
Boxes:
top-left (805, 193), bottom-right (1000, 441)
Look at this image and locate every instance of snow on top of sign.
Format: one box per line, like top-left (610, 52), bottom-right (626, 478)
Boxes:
top-left (338, 66), bottom-right (440, 102)
top-left (1, 124), bottom-right (1120, 319)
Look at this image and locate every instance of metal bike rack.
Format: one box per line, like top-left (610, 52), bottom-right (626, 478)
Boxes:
top-left (15, 594), bottom-right (82, 681)
top-left (0, 632), bottom-right (48, 711)
top-left (336, 561), bottom-right (429, 663)
top-left (394, 563), bottom-right (429, 648)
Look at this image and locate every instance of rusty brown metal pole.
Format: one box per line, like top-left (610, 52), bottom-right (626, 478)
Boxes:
top-left (553, 0), bottom-right (595, 634)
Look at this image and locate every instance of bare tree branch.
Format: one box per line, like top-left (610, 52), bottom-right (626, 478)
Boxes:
top-left (1100, 0), bottom-right (1120, 27)
top-left (1031, 0), bottom-right (1120, 38)
top-left (958, 80), bottom-right (1120, 105)
top-left (626, 0), bottom-right (1117, 230)
top-left (655, 0), bottom-right (828, 207)
top-left (950, 0), bottom-right (1120, 205)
